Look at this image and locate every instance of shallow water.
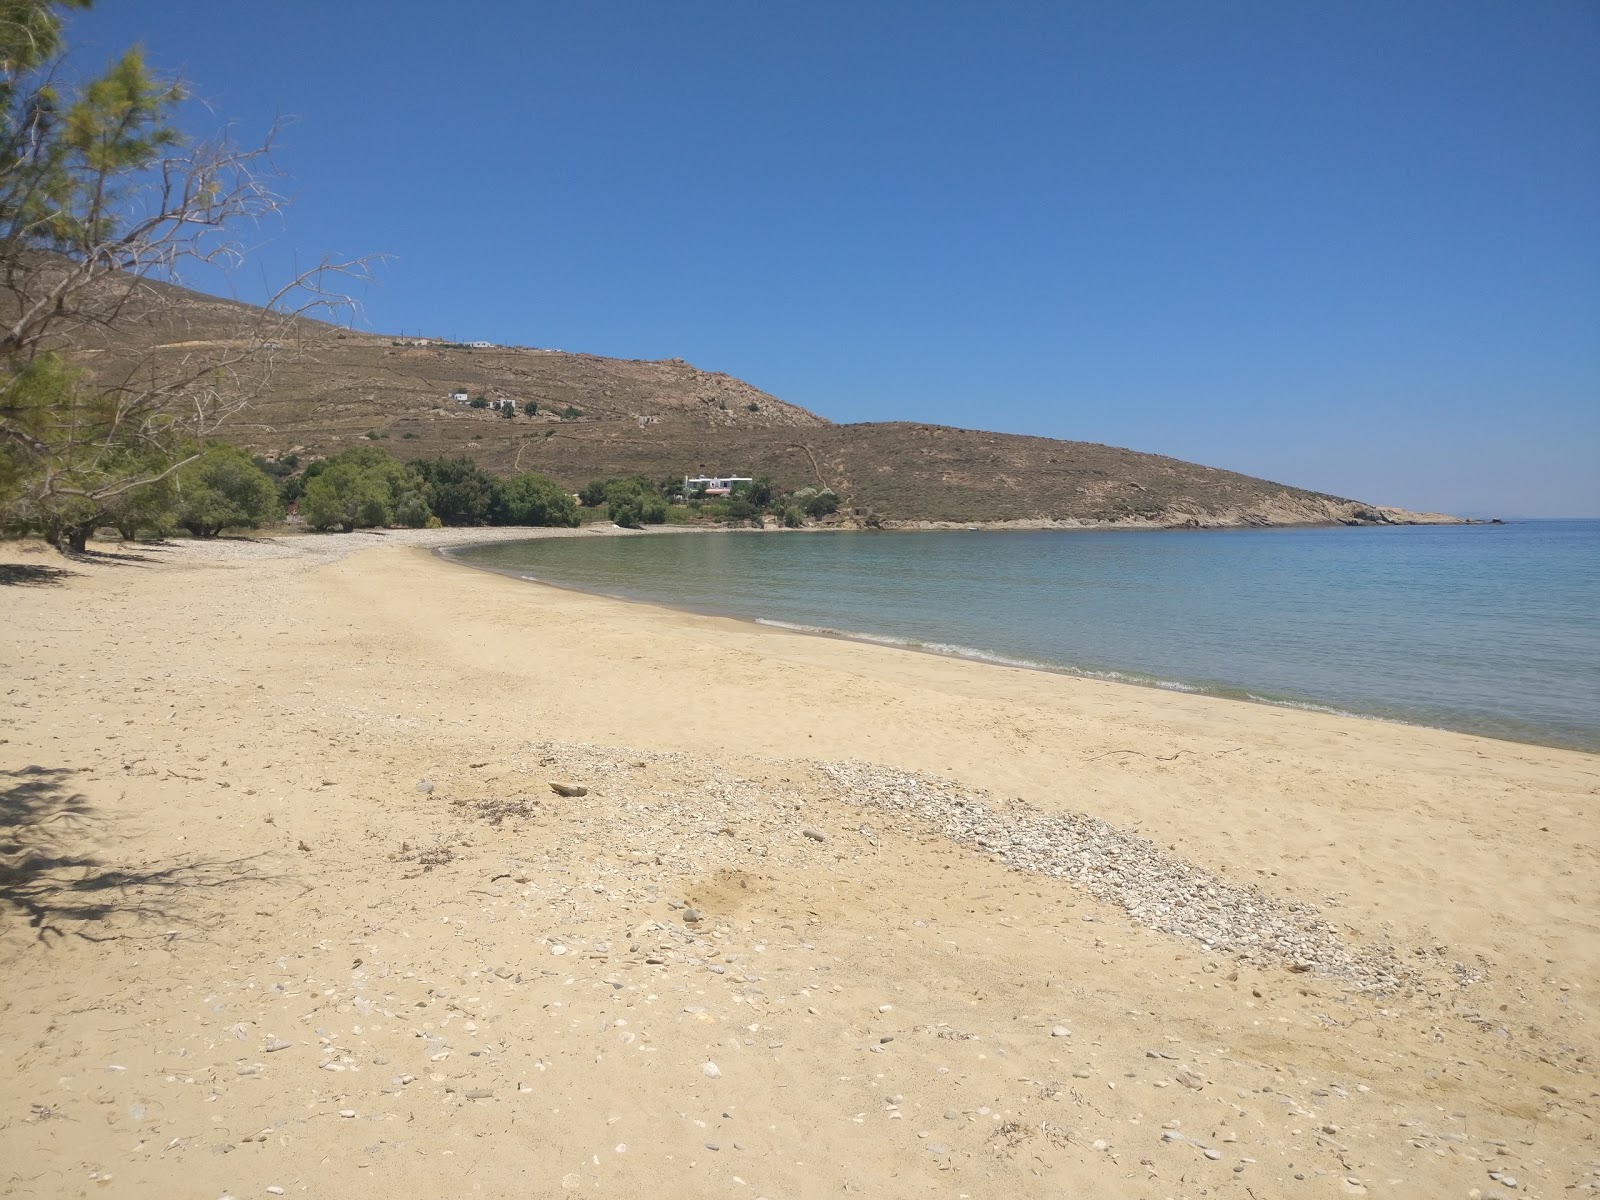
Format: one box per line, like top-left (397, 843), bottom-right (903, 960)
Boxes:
top-left (451, 520), bottom-right (1600, 753)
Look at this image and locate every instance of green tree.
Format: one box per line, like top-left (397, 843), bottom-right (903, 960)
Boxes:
top-left (804, 489), bottom-right (840, 518)
top-left (409, 456), bottom-right (497, 525)
top-left (494, 472), bottom-right (578, 527)
top-left (0, 1), bottom-right (366, 550)
top-left (174, 444), bottom-right (281, 537)
top-left (603, 478), bottom-right (665, 525)
top-left (608, 490), bottom-right (644, 528)
top-left (299, 462), bottom-right (391, 532)
top-left (579, 479), bottom-right (609, 507)
top-left (522, 400), bottom-right (538, 416)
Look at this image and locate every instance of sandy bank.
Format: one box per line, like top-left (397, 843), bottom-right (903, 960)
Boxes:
top-left (1, 532), bottom-right (1594, 1199)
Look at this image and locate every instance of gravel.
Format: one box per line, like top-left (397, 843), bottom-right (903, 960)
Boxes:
top-left (813, 760), bottom-right (1412, 992)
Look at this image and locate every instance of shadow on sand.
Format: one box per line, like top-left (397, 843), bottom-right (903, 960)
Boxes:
top-left (0, 765), bottom-right (266, 944)
top-left (0, 562), bottom-right (78, 586)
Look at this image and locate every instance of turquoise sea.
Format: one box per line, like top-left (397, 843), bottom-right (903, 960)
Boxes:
top-left (450, 521), bottom-right (1600, 753)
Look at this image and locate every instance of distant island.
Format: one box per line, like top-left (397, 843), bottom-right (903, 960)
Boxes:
top-left (72, 277), bottom-right (1463, 530)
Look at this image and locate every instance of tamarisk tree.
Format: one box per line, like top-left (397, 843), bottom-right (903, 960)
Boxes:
top-left (0, 0), bottom-right (366, 550)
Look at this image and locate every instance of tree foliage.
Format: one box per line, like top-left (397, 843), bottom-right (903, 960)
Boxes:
top-left (174, 443), bottom-right (279, 536)
top-left (0, 1), bottom-right (366, 550)
top-left (408, 455), bottom-right (497, 526)
top-left (493, 471), bottom-right (578, 527)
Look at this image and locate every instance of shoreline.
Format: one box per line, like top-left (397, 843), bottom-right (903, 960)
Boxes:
top-left (440, 525), bottom-right (1594, 757)
top-left (3, 532), bottom-right (1595, 1198)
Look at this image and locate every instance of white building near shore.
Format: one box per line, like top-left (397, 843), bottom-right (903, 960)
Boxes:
top-left (685, 474), bottom-right (753, 497)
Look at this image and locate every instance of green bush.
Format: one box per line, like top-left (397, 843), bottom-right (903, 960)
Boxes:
top-left (523, 400), bottom-right (538, 416)
top-left (408, 456), bottom-right (497, 525)
top-left (494, 473), bottom-right (579, 527)
top-left (804, 490), bottom-right (840, 518)
top-left (175, 445), bottom-right (282, 537)
top-left (468, 395), bottom-right (488, 409)
top-left (608, 490), bottom-right (644, 528)
top-left (299, 462), bottom-right (392, 531)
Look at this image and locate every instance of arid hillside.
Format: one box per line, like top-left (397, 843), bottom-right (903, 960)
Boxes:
top-left (69, 278), bottom-right (1456, 526)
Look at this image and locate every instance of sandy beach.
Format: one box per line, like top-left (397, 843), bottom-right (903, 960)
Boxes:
top-left (1, 528), bottom-right (1595, 1199)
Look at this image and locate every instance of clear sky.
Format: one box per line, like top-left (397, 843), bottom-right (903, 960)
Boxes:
top-left (70, 2), bottom-right (1599, 516)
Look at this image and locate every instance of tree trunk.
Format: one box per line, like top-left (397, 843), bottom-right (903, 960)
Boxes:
top-left (63, 525), bottom-right (90, 553)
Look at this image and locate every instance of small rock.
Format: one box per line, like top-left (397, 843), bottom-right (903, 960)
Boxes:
top-left (1092, 1139), bottom-right (1108, 1152)
top-left (1162, 1131), bottom-right (1185, 1143)
top-left (266, 1189), bottom-right (285, 1196)
top-left (1204, 1148), bottom-right (1222, 1160)
top-left (549, 782), bottom-right (588, 797)
top-left (339, 1109), bottom-right (355, 1118)
top-left (415, 779), bottom-right (434, 794)
top-left (683, 909), bottom-right (701, 924)
top-left (701, 1062), bottom-right (721, 1078)
top-left (802, 827), bottom-right (827, 842)
top-left (1051, 1025), bottom-right (1071, 1038)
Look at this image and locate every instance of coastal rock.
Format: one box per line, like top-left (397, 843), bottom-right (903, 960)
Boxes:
top-left (549, 782), bottom-right (588, 797)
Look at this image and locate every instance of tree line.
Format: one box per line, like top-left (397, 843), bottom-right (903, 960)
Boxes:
top-left (63, 444), bottom-right (581, 540)
top-left (576, 474), bottom-right (840, 529)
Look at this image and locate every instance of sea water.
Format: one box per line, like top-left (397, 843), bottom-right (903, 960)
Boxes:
top-left (450, 520), bottom-right (1600, 753)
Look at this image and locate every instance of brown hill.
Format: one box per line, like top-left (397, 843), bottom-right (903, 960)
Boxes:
top-left (68, 279), bottom-right (1457, 527)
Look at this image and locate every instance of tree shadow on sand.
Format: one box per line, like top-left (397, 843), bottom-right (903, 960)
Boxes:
top-left (0, 562), bottom-right (78, 586)
top-left (0, 765), bottom-right (268, 944)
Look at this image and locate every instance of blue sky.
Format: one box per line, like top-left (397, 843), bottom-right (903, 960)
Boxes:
top-left (72, 2), bottom-right (1599, 516)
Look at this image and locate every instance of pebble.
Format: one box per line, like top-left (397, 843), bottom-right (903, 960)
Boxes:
top-left (415, 779), bottom-right (434, 794)
top-left (549, 781), bottom-right (588, 797)
top-left (1162, 1131), bottom-right (1185, 1143)
top-left (339, 1109), bottom-right (356, 1118)
top-left (1051, 1025), bottom-right (1070, 1038)
top-left (1204, 1148), bottom-right (1222, 1160)
top-left (815, 761), bottom-right (1412, 990)
top-left (701, 1062), bottom-right (721, 1078)
top-left (802, 827), bottom-right (827, 842)
top-left (266, 1190), bottom-right (284, 1196)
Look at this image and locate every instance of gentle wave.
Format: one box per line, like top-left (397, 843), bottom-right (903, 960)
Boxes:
top-left (451, 522), bottom-right (1600, 753)
top-left (755, 617), bottom-right (1208, 694)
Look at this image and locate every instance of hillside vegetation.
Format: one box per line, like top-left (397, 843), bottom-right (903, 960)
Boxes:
top-left (70, 278), bottom-right (1456, 528)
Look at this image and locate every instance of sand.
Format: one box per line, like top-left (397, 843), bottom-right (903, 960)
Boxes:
top-left (1, 528), bottom-right (1595, 1199)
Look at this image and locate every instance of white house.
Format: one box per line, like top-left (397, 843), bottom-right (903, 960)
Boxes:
top-left (685, 474), bottom-right (753, 497)
top-left (450, 391), bottom-right (469, 403)
top-left (468, 340), bottom-right (493, 349)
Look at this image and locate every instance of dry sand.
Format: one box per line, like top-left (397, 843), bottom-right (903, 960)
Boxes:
top-left (1, 528), bottom-right (1595, 1199)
